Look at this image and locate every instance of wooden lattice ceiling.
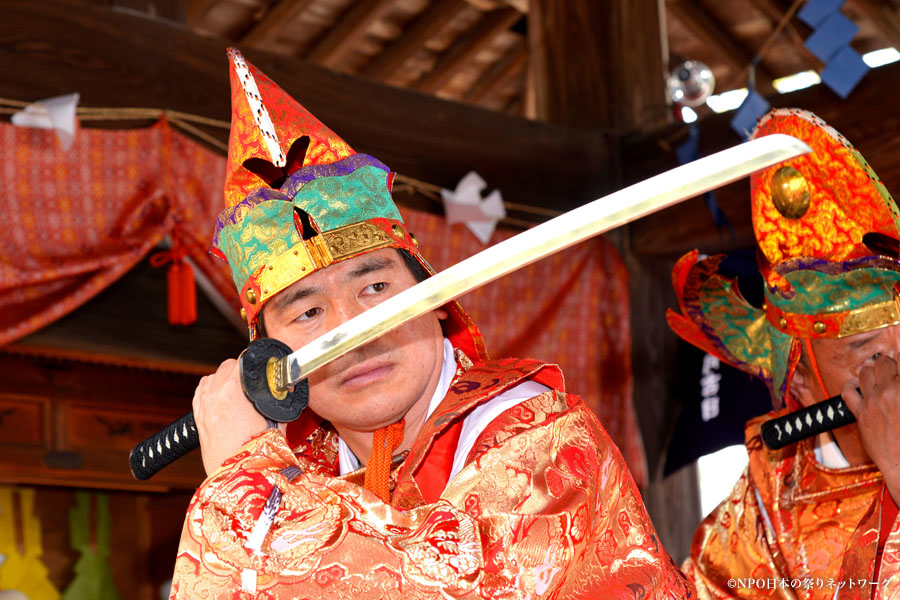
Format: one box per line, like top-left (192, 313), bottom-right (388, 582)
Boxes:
top-left (172, 0), bottom-right (900, 120)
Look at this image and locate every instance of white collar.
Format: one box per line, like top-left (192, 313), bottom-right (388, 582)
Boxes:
top-left (337, 338), bottom-right (456, 475)
top-left (814, 432), bottom-right (851, 469)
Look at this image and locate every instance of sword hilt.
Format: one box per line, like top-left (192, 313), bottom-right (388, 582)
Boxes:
top-left (129, 338), bottom-right (309, 480)
top-left (130, 412), bottom-right (199, 480)
top-left (760, 394), bottom-right (856, 450)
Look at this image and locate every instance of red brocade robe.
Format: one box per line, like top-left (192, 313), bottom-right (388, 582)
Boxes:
top-left (684, 411), bottom-right (900, 600)
top-left (170, 353), bottom-right (692, 599)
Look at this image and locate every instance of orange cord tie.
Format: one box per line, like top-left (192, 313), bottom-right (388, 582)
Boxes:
top-left (364, 419), bottom-right (405, 504)
top-left (803, 338), bottom-right (830, 399)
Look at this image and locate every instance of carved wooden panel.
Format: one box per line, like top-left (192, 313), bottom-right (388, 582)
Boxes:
top-left (0, 352), bottom-right (205, 491)
top-left (68, 404), bottom-right (189, 453)
top-left (0, 394), bottom-right (46, 446)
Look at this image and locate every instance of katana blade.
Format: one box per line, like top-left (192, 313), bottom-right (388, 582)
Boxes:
top-left (130, 133), bottom-right (811, 480)
top-left (274, 133), bottom-right (810, 391)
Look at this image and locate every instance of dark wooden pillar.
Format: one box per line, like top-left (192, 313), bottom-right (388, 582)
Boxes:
top-left (528, 0), bottom-right (669, 132)
top-left (527, 0), bottom-right (700, 563)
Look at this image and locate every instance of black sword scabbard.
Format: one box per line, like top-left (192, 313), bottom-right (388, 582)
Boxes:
top-left (760, 395), bottom-right (857, 450)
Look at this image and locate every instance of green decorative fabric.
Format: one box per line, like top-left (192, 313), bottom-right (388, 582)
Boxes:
top-left (293, 165), bottom-right (401, 231)
top-left (768, 266), bottom-right (900, 315)
top-left (672, 254), bottom-right (900, 403)
top-left (61, 493), bottom-right (120, 600)
top-left (217, 199), bottom-right (300, 290)
top-left (215, 166), bottom-right (401, 292)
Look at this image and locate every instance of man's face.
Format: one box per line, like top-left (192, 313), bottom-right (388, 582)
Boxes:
top-left (794, 323), bottom-right (900, 462)
top-left (262, 249), bottom-right (446, 434)
top-left (805, 324), bottom-right (900, 402)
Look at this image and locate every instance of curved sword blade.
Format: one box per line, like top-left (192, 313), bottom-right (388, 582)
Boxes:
top-left (276, 133), bottom-right (810, 389)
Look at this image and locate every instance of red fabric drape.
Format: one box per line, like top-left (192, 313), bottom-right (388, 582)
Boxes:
top-left (0, 119), bottom-right (645, 485)
top-left (0, 119), bottom-right (237, 344)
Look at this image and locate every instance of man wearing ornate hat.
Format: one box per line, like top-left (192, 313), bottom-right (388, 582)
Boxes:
top-left (667, 109), bottom-right (900, 599)
top-left (169, 49), bottom-right (691, 599)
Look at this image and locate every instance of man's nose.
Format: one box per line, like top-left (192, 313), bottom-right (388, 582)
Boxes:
top-left (885, 323), bottom-right (900, 360)
top-left (330, 298), bottom-right (367, 326)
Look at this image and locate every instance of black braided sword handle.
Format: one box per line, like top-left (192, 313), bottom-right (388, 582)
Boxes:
top-left (130, 412), bottom-right (200, 480)
top-left (760, 394), bottom-right (857, 450)
top-left (129, 338), bottom-right (309, 480)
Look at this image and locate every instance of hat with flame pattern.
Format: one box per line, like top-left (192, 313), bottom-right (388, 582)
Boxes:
top-left (667, 109), bottom-right (900, 405)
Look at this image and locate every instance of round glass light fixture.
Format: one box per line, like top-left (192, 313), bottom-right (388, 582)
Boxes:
top-left (667, 60), bottom-right (716, 108)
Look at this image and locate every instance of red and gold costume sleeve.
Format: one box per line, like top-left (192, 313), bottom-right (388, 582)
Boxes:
top-left (171, 369), bottom-right (691, 599)
top-left (683, 465), bottom-right (795, 600)
top-left (684, 412), bottom-right (892, 600)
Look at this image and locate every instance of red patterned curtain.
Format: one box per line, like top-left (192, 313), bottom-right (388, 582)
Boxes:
top-left (0, 119), bottom-right (645, 485)
top-left (0, 119), bottom-right (236, 343)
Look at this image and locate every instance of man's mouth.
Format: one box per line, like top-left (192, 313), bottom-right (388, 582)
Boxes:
top-left (339, 360), bottom-right (394, 389)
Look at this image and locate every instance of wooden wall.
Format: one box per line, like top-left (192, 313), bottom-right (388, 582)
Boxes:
top-left (0, 351), bottom-right (204, 598)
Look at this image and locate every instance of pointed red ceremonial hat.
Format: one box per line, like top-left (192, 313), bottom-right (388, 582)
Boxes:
top-left (210, 49), bottom-right (487, 362)
top-left (223, 48), bottom-right (355, 209)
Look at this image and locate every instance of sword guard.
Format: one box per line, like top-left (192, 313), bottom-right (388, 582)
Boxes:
top-left (240, 338), bottom-right (309, 422)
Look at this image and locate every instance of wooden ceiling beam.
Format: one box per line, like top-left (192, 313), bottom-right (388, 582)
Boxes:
top-left (363, 0), bottom-right (467, 82)
top-left (2, 0), bottom-right (612, 219)
top-left (186, 0), bottom-right (220, 27)
top-left (466, 0), bottom-right (528, 12)
top-left (746, 0), bottom-right (823, 71)
top-left (464, 39), bottom-right (527, 104)
top-left (305, 0), bottom-right (396, 68)
top-left (530, 0), bottom-right (669, 131)
top-left (846, 0), bottom-right (900, 50)
top-left (666, 0), bottom-right (776, 93)
top-left (239, 0), bottom-right (317, 50)
top-left (417, 7), bottom-right (521, 94)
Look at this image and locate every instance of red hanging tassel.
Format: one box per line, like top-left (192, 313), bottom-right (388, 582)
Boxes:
top-left (150, 230), bottom-right (197, 326)
top-left (167, 258), bottom-right (197, 325)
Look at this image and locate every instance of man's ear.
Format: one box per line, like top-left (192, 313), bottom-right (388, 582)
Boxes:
top-left (789, 363), bottom-right (818, 408)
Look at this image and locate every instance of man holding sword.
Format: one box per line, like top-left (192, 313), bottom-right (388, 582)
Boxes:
top-left (167, 49), bottom-right (803, 598)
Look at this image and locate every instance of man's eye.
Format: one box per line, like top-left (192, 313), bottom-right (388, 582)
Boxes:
top-left (297, 307), bottom-right (321, 321)
top-left (871, 352), bottom-right (883, 360)
top-left (365, 282), bottom-right (387, 293)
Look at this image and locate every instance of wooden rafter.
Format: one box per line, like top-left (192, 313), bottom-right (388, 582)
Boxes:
top-left (467, 0), bottom-right (528, 11)
top-left (186, 0), bottom-right (220, 27)
top-left (667, 0), bottom-right (776, 93)
top-left (239, 0), bottom-right (317, 49)
top-left (846, 0), bottom-right (900, 50)
top-left (305, 0), bottom-right (396, 68)
top-left (363, 0), bottom-right (468, 82)
top-left (416, 7), bottom-right (521, 94)
top-left (464, 39), bottom-right (527, 104)
top-left (746, 0), bottom-right (823, 70)
top-left (501, 0), bottom-right (528, 12)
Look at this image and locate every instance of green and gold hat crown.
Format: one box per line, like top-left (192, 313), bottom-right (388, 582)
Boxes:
top-left (667, 109), bottom-right (900, 404)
